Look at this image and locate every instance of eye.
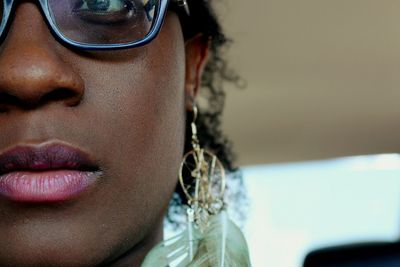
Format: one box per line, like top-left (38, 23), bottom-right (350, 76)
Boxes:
top-left (80, 0), bottom-right (126, 12)
top-left (86, 0), bottom-right (111, 11)
top-left (73, 0), bottom-right (138, 24)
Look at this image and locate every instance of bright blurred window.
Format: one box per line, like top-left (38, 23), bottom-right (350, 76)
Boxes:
top-left (243, 154), bottom-right (400, 267)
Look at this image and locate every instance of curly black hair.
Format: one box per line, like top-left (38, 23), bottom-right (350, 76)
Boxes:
top-left (167, 0), bottom-right (245, 225)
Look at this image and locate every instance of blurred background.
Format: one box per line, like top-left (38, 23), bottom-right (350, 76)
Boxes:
top-left (213, 0), bottom-right (400, 266)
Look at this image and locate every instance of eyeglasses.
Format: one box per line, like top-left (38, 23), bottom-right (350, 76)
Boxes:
top-left (0, 0), bottom-right (189, 50)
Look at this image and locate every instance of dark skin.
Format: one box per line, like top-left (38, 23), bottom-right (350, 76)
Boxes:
top-left (0, 2), bottom-right (209, 267)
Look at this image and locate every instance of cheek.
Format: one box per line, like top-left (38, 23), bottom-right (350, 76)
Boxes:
top-left (72, 14), bottom-right (187, 248)
top-left (78, 16), bottom-right (186, 180)
top-left (101, 43), bottom-right (187, 202)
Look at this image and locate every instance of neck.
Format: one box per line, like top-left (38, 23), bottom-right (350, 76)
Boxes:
top-left (98, 220), bottom-right (164, 267)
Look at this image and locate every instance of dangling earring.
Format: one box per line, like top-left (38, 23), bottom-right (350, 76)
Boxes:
top-left (142, 103), bottom-right (252, 267)
top-left (179, 103), bottom-right (226, 232)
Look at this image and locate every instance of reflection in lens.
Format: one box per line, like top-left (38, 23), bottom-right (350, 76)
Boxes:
top-left (47, 0), bottom-right (160, 45)
top-left (0, 1), bottom-right (5, 36)
top-left (143, 0), bottom-right (157, 21)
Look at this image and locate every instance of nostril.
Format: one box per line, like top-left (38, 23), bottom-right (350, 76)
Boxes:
top-left (40, 88), bottom-right (83, 107)
top-left (0, 93), bottom-right (22, 112)
top-left (0, 88), bottom-right (83, 112)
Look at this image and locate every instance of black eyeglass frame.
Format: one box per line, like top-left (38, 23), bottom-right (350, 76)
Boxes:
top-left (0, 0), bottom-right (189, 50)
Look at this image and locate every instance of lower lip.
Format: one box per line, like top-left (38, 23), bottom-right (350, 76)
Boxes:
top-left (0, 170), bottom-right (99, 202)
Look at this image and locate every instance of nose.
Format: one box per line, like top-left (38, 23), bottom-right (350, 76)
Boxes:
top-left (0, 3), bottom-right (85, 111)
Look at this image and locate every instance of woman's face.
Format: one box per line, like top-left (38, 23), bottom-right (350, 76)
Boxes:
top-left (0, 2), bottom-right (207, 266)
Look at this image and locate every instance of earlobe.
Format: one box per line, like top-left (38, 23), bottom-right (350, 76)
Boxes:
top-left (184, 34), bottom-right (210, 111)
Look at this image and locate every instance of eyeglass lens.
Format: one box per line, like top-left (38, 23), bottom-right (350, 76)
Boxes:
top-left (46, 0), bottom-right (160, 45)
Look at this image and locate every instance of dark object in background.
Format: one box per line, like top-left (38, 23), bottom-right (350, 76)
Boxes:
top-left (303, 242), bottom-right (400, 267)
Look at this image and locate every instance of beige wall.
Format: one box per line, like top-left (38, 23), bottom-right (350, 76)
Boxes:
top-left (215, 0), bottom-right (400, 165)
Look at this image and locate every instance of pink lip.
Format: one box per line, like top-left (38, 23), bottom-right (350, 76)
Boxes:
top-left (0, 142), bottom-right (101, 203)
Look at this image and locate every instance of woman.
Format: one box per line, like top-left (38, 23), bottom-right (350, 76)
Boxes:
top-left (0, 0), bottom-right (246, 266)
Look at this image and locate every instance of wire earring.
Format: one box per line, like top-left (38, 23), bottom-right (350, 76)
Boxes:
top-left (179, 103), bottom-right (226, 231)
top-left (142, 103), bottom-right (251, 267)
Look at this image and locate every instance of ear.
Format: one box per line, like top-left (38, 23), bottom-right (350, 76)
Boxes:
top-left (184, 34), bottom-right (211, 111)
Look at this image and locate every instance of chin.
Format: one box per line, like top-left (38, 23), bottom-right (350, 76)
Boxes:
top-left (0, 223), bottom-right (110, 267)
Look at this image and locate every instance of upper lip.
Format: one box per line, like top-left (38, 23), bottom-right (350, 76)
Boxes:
top-left (0, 142), bottom-right (99, 176)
